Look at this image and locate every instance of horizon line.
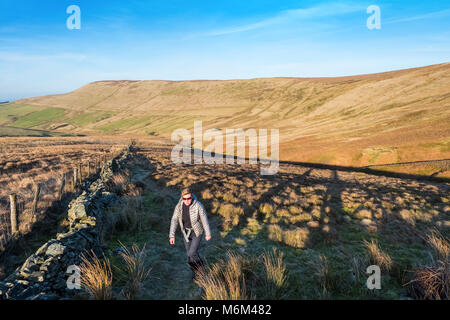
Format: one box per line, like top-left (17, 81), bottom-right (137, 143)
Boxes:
top-left (8, 61), bottom-right (450, 102)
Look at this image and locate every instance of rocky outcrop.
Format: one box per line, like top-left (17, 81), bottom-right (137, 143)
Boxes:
top-left (0, 145), bottom-right (133, 300)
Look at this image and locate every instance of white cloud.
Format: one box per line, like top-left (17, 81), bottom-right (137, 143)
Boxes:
top-left (385, 8), bottom-right (450, 24)
top-left (190, 2), bottom-right (365, 37)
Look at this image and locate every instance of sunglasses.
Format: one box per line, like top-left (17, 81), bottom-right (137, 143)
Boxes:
top-left (183, 197), bottom-right (192, 201)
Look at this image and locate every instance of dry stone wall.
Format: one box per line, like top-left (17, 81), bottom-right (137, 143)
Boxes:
top-left (0, 146), bottom-right (133, 300)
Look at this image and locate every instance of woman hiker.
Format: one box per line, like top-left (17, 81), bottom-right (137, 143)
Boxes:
top-left (169, 188), bottom-right (211, 279)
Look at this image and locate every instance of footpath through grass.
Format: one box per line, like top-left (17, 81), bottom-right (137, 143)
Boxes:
top-left (103, 166), bottom-right (205, 299)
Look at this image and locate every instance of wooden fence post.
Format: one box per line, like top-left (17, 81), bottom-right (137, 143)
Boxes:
top-left (58, 173), bottom-right (66, 200)
top-left (73, 167), bottom-right (78, 190)
top-left (78, 163), bottom-right (83, 185)
top-left (87, 161), bottom-right (91, 177)
top-left (31, 184), bottom-right (41, 216)
top-left (10, 194), bottom-right (18, 234)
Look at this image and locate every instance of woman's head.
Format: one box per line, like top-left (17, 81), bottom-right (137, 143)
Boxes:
top-left (181, 188), bottom-right (193, 205)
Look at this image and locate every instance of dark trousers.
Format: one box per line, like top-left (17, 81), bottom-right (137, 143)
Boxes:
top-left (182, 230), bottom-right (204, 272)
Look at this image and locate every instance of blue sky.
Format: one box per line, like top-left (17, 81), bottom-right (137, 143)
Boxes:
top-left (0, 0), bottom-right (449, 100)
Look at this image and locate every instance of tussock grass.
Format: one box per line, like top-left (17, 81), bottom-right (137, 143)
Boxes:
top-left (309, 254), bottom-right (336, 298)
top-left (104, 196), bottom-right (146, 239)
top-left (283, 227), bottom-right (310, 248)
top-left (240, 217), bottom-right (263, 237)
top-left (109, 170), bottom-right (145, 197)
top-left (109, 172), bottom-right (129, 195)
top-left (289, 213), bottom-right (313, 224)
top-left (261, 248), bottom-right (288, 299)
top-left (354, 209), bottom-right (372, 220)
top-left (288, 205), bottom-right (301, 214)
top-left (201, 189), bottom-right (213, 200)
top-left (222, 192), bottom-right (239, 203)
top-left (275, 208), bottom-right (290, 218)
top-left (217, 203), bottom-right (244, 231)
top-left (195, 251), bottom-right (251, 300)
top-left (194, 249), bottom-right (289, 300)
top-left (407, 261), bottom-right (449, 300)
top-left (363, 239), bottom-right (393, 272)
top-left (259, 203), bottom-right (275, 219)
top-left (116, 242), bottom-right (152, 299)
top-left (267, 224), bottom-right (309, 248)
top-left (267, 224), bottom-right (283, 242)
top-left (425, 230), bottom-right (450, 262)
top-left (406, 231), bottom-right (449, 300)
top-left (79, 250), bottom-right (113, 300)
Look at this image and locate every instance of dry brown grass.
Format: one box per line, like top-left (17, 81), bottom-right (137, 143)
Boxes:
top-left (405, 231), bottom-right (449, 300)
top-left (201, 188), bottom-right (213, 200)
top-left (267, 224), bottom-right (310, 248)
top-left (426, 230), bottom-right (450, 262)
top-left (289, 213), bottom-right (313, 224)
top-left (261, 248), bottom-right (288, 299)
top-left (407, 261), bottom-right (449, 300)
top-left (194, 251), bottom-right (251, 300)
top-left (194, 249), bottom-right (289, 300)
top-left (259, 203), bottom-right (275, 219)
top-left (363, 239), bottom-right (393, 272)
top-left (354, 209), bottom-right (372, 220)
top-left (217, 203), bottom-right (244, 231)
top-left (110, 172), bottom-right (129, 195)
top-left (0, 137), bottom-right (127, 249)
top-left (79, 250), bottom-right (113, 300)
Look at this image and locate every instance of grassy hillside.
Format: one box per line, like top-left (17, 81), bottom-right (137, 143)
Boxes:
top-left (7, 63), bottom-right (450, 169)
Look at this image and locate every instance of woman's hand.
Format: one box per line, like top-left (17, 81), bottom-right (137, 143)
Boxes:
top-left (205, 235), bottom-right (211, 241)
top-left (169, 237), bottom-right (175, 245)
